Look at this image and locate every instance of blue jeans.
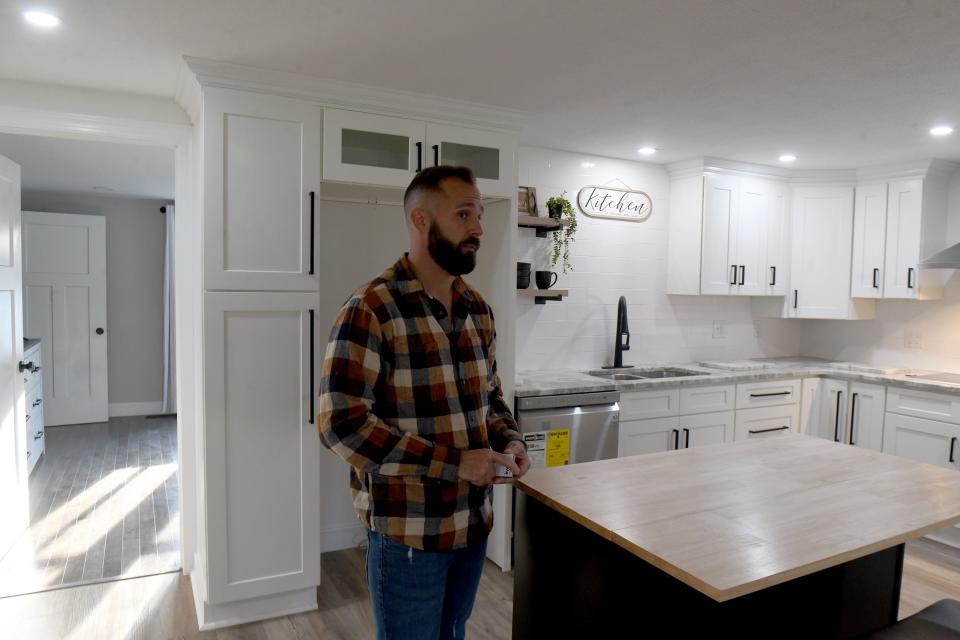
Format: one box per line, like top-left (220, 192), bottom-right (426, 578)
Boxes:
top-left (366, 529), bottom-right (488, 640)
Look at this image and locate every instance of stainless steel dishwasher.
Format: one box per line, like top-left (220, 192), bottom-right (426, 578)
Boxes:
top-left (514, 390), bottom-right (620, 467)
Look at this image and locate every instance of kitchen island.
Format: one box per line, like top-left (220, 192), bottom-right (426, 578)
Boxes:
top-left (512, 434), bottom-right (960, 638)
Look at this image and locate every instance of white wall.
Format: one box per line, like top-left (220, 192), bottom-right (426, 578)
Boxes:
top-left (799, 169), bottom-right (960, 373)
top-left (516, 146), bottom-right (800, 371)
top-left (22, 191), bottom-right (170, 410)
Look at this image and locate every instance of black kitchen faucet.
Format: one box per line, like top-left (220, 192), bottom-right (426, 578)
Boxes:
top-left (602, 296), bottom-right (633, 369)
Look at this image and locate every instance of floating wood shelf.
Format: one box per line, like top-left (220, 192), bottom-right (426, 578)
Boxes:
top-left (517, 215), bottom-right (572, 237)
top-left (518, 288), bottom-right (569, 304)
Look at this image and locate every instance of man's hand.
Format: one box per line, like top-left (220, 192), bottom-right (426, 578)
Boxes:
top-left (458, 448), bottom-right (521, 487)
top-left (503, 441), bottom-right (531, 480)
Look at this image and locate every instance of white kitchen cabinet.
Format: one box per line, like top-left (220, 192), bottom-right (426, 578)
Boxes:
top-left (886, 387), bottom-right (960, 424)
top-left (322, 108), bottom-right (514, 198)
top-left (785, 185), bottom-right (874, 319)
top-left (679, 384), bottom-right (736, 415)
top-left (882, 413), bottom-right (959, 471)
top-left (807, 379), bottom-right (886, 451)
top-left (202, 291), bottom-right (320, 604)
top-left (203, 88), bottom-right (321, 292)
top-left (679, 410), bottom-right (734, 448)
top-left (811, 378), bottom-right (849, 443)
top-left (850, 183), bottom-right (888, 299)
top-left (884, 179), bottom-right (925, 299)
top-left (799, 377), bottom-right (821, 435)
top-left (734, 404), bottom-right (800, 440)
top-left (670, 170), bottom-right (788, 297)
top-left (618, 416), bottom-right (681, 457)
top-left (735, 379), bottom-right (801, 409)
top-left (620, 388), bottom-right (680, 421)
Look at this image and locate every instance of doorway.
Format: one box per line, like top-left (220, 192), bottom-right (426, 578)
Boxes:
top-left (0, 132), bottom-right (179, 597)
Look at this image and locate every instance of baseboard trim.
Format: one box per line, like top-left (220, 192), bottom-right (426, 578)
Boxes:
top-left (194, 585), bottom-right (318, 631)
top-left (109, 401), bottom-right (164, 417)
top-left (320, 522), bottom-right (367, 553)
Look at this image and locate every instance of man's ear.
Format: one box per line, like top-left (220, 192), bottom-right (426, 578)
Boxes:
top-left (409, 207), bottom-right (430, 232)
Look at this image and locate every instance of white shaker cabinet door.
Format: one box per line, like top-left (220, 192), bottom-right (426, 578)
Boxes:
top-left (700, 174), bottom-right (738, 295)
top-left (813, 379), bottom-right (849, 444)
top-left (850, 183), bottom-right (887, 299)
top-left (425, 123), bottom-right (515, 198)
top-left (618, 416), bottom-right (681, 457)
top-left (731, 178), bottom-right (767, 295)
top-left (203, 291), bottom-right (321, 603)
top-left (882, 413), bottom-right (959, 471)
top-left (680, 410), bottom-right (734, 449)
top-left (764, 182), bottom-right (790, 296)
top-left (846, 382), bottom-right (885, 452)
top-left (204, 88), bottom-right (321, 291)
top-left (734, 405), bottom-right (800, 441)
top-left (323, 108), bottom-right (425, 188)
top-left (883, 179), bottom-right (923, 299)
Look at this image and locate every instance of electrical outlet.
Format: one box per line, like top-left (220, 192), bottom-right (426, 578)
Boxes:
top-left (905, 330), bottom-right (922, 349)
top-left (712, 320), bottom-right (725, 339)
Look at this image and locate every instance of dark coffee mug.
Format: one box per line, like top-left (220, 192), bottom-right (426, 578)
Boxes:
top-left (535, 271), bottom-right (558, 289)
top-left (517, 262), bottom-right (532, 289)
top-left (517, 261), bottom-right (531, 273)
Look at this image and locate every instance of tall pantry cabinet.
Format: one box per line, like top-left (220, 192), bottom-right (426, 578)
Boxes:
top-left (185, 67), bottom-right (520, 629)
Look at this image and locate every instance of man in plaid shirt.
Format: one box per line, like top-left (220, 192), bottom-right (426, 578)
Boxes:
top-left (319, 165), bottom-right (529, 639)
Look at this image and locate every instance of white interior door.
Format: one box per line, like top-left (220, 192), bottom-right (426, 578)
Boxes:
top-left (0, 153), bottom-right (27, 559)
top-left (23, 212), bottom-right (108, 426)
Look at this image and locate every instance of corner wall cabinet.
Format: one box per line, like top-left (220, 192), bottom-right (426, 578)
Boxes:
top-left (322, 108), bottom-right (514, 197)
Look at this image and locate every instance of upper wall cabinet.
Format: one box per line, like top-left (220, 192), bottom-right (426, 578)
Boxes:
top-left (784, 185), bottom-right (874, 320)
top-left (203, 88), bottom-right (321, 292)
top-left (322, 108), bottom-right (514, 198)
top-left (851, 173), bottom-right (950, 300)
top-left (669, 172), bottom-right (788, 297)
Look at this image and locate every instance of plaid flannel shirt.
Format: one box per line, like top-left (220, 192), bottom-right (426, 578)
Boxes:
top-left (318, 255), bottom-right (522, 551)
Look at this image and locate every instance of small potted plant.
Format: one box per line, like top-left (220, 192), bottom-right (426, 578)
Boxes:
top-left (546, 192), bottom-right (577, 273)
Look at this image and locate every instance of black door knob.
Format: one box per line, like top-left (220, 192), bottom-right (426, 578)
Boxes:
top-left (96, 328), bottom-right (105, 335)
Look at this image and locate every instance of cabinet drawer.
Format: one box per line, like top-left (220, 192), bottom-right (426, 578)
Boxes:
top-left (620, 388), bottom-right (680, 421)
top-left (886, 387), bottom-right (960, 425)
top-left (618, 416), bottom-right (680, 457)
top-left (679, 384), bottom-right (735, 415)
top-left (736, 379), bottom-right (801, 409)
top-left (734, 405), bottom-right (800, 441)
top-left (882, 412), bottom-right (959, 470)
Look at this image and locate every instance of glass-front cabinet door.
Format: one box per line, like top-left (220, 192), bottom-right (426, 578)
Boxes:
top-left (426, 123), bottom-right (514, 198)
top-left (323, 108), bottom-right (426, 188)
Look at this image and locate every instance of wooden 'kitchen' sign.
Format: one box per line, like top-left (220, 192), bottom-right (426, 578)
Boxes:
top-left (576, 185), bottom-right (652, 222)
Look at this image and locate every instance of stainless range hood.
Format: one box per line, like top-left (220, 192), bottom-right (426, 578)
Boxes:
top-left (920, 242), bottom-right (960, 269)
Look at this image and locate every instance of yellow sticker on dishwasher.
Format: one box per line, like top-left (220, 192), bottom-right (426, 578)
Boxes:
top-left (546, 429), bottom-right (570, 467)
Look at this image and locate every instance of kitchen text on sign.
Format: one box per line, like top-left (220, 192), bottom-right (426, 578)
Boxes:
top-left (576, 185), bottom-right (653, 222)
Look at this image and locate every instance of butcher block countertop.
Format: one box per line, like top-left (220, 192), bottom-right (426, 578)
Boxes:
top-left (515, 434), bottom-right (960, 602)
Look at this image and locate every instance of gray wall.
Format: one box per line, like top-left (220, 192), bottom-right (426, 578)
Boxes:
top-left (22, 191), bottom-right (168, 405)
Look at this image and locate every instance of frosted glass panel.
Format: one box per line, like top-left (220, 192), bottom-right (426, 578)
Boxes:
top-left (442, 142), bottom-right (499, 180)
top-left (341, 129), bottom-right (409, 170)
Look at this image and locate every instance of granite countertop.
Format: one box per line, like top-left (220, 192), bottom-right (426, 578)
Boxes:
top-left (516, 357), bottom-right (960, 398)
top-left (24, 338), bottom-right (41, 353)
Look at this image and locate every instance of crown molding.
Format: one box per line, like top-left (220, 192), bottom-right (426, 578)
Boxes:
top-left (667, 155), bottom-right (959, 184)
top-left (856, 158), bottom-right (959, 182)
top-left (175, 59), bottom-right (202, 125)
top-left (182, 57), bottom-right (530, 133)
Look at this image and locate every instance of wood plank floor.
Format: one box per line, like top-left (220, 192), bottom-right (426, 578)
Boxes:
top-left (0, 416), bottom-right (180, 598)
top-left (1, 537), bottom-right (957, 640)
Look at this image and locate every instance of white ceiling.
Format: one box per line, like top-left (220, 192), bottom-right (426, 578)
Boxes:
top-left (3, 0), bottom-right (960, 168)
top-left (0, 133), bottom-right (174, 199)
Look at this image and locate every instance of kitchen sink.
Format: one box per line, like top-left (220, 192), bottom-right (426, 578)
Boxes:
top-left (586, 371), bottom-right (649, 381)
top-left (587, 367), bottom-right (708, 380)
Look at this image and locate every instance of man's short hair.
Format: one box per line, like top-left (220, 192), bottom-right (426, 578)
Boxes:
top-left (403, 165), bottom-right (477, 212)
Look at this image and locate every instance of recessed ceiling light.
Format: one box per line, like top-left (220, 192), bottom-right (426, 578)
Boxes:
top-left (930, 125), bottom-right (954, 137)
top-left (581, 161), bottom-right (595, 168)
top-left (23, 10), bottom-right (61, 28)
top-left (779, 154), bottom-right (797, 163)
top-left (637, 147), bottom-right (657, 156)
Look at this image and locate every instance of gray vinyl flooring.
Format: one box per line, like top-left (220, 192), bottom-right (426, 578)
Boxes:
top-left (0, 415), bottom-right (180, 598)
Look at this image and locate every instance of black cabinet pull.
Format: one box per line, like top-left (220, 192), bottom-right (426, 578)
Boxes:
top-left (672, 429), bottom-right (679, 450)
top-left (432, 144), bottom-right (439, 166)
top-left (950, 437), bottom-right (957, 464)
top-left (309, 309), bottom-right (316, 425)
top-left (907, 267), bottom-right (915, 289)
top-left (748, 426), bottom-right (790, 435)
top-left (770, 266), bottom-right (776, 287)
top-left (833, 390), bottom-right (843, 442)
top-left (34, 432), bottom-right (42, 440)
top-left (416, 141), bottom-right (423, 171)
top-left (738, 265), bottom-right (745, 286)
top-left (18, 361), bottom-right (34, 373)
top-left (849, 393), bottom-right (858, 446)
top-left (309, 191), bottom-right (316, 276)
top-left (872, 268), bottom-right (879, 289)
top-left (793, 290), bottom-right (798, 309)
top-left (683, 428), bottom-right (690, 449)
top-left (33, 399), bottom-right (41, 407)
top-left (730, 265), bottom-right (737, 285)
top-left (750, 391), bottom-right (791, 398)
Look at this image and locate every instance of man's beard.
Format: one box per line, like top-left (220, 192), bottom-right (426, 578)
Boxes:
top-left (428, 223), bottom-right (479, 276)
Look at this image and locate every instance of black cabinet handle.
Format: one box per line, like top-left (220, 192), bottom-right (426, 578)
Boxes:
top-left (672, 429), bottom-right (679, 450)
top-left (793, 290), bottom-right (798, 309)
top-left (309, 191), bottom-right (316, 276)
top-left (432, 144), bottom-right (439, 166)
top-left (416, 141), bottom-right (423, 171)
top-left (750, 391), bottom-right (791, 398)
top-left (33, 399), bottom-right (41, 407)
top-left (950, 437), bottom-right (957, 464)
top-left (683, 428), bottom-right (690, 449)
top-left (34, 432), bottom-right (42, 440)
top-left (748, 426), bottom-right (790, 435)
top-left (770, 266), bottom-right (776, 287)
top-left (96, 328), bottom-right (105, 335)
top-left (730, 265), bottom-right (737, 285)
top-left (833, 390), bottom-right (843, 443)
top-left (739, 265), bottom-right (745, 286)
top-left (872, 268), bottom-right (879, 289)
top-left (907, 267), bottom-right (915, 289)
top-left (26, 414), bottom-right (31, 422)
top-left (309, 310), bottom-right (316, 425)
top-left (849, 393), bottom-right (858, 446)
top-left (18, 361), bottom-right (34, 373)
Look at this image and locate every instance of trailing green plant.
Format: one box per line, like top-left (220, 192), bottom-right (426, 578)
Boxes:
top-left (546, 192), bottom-right (577, 273)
